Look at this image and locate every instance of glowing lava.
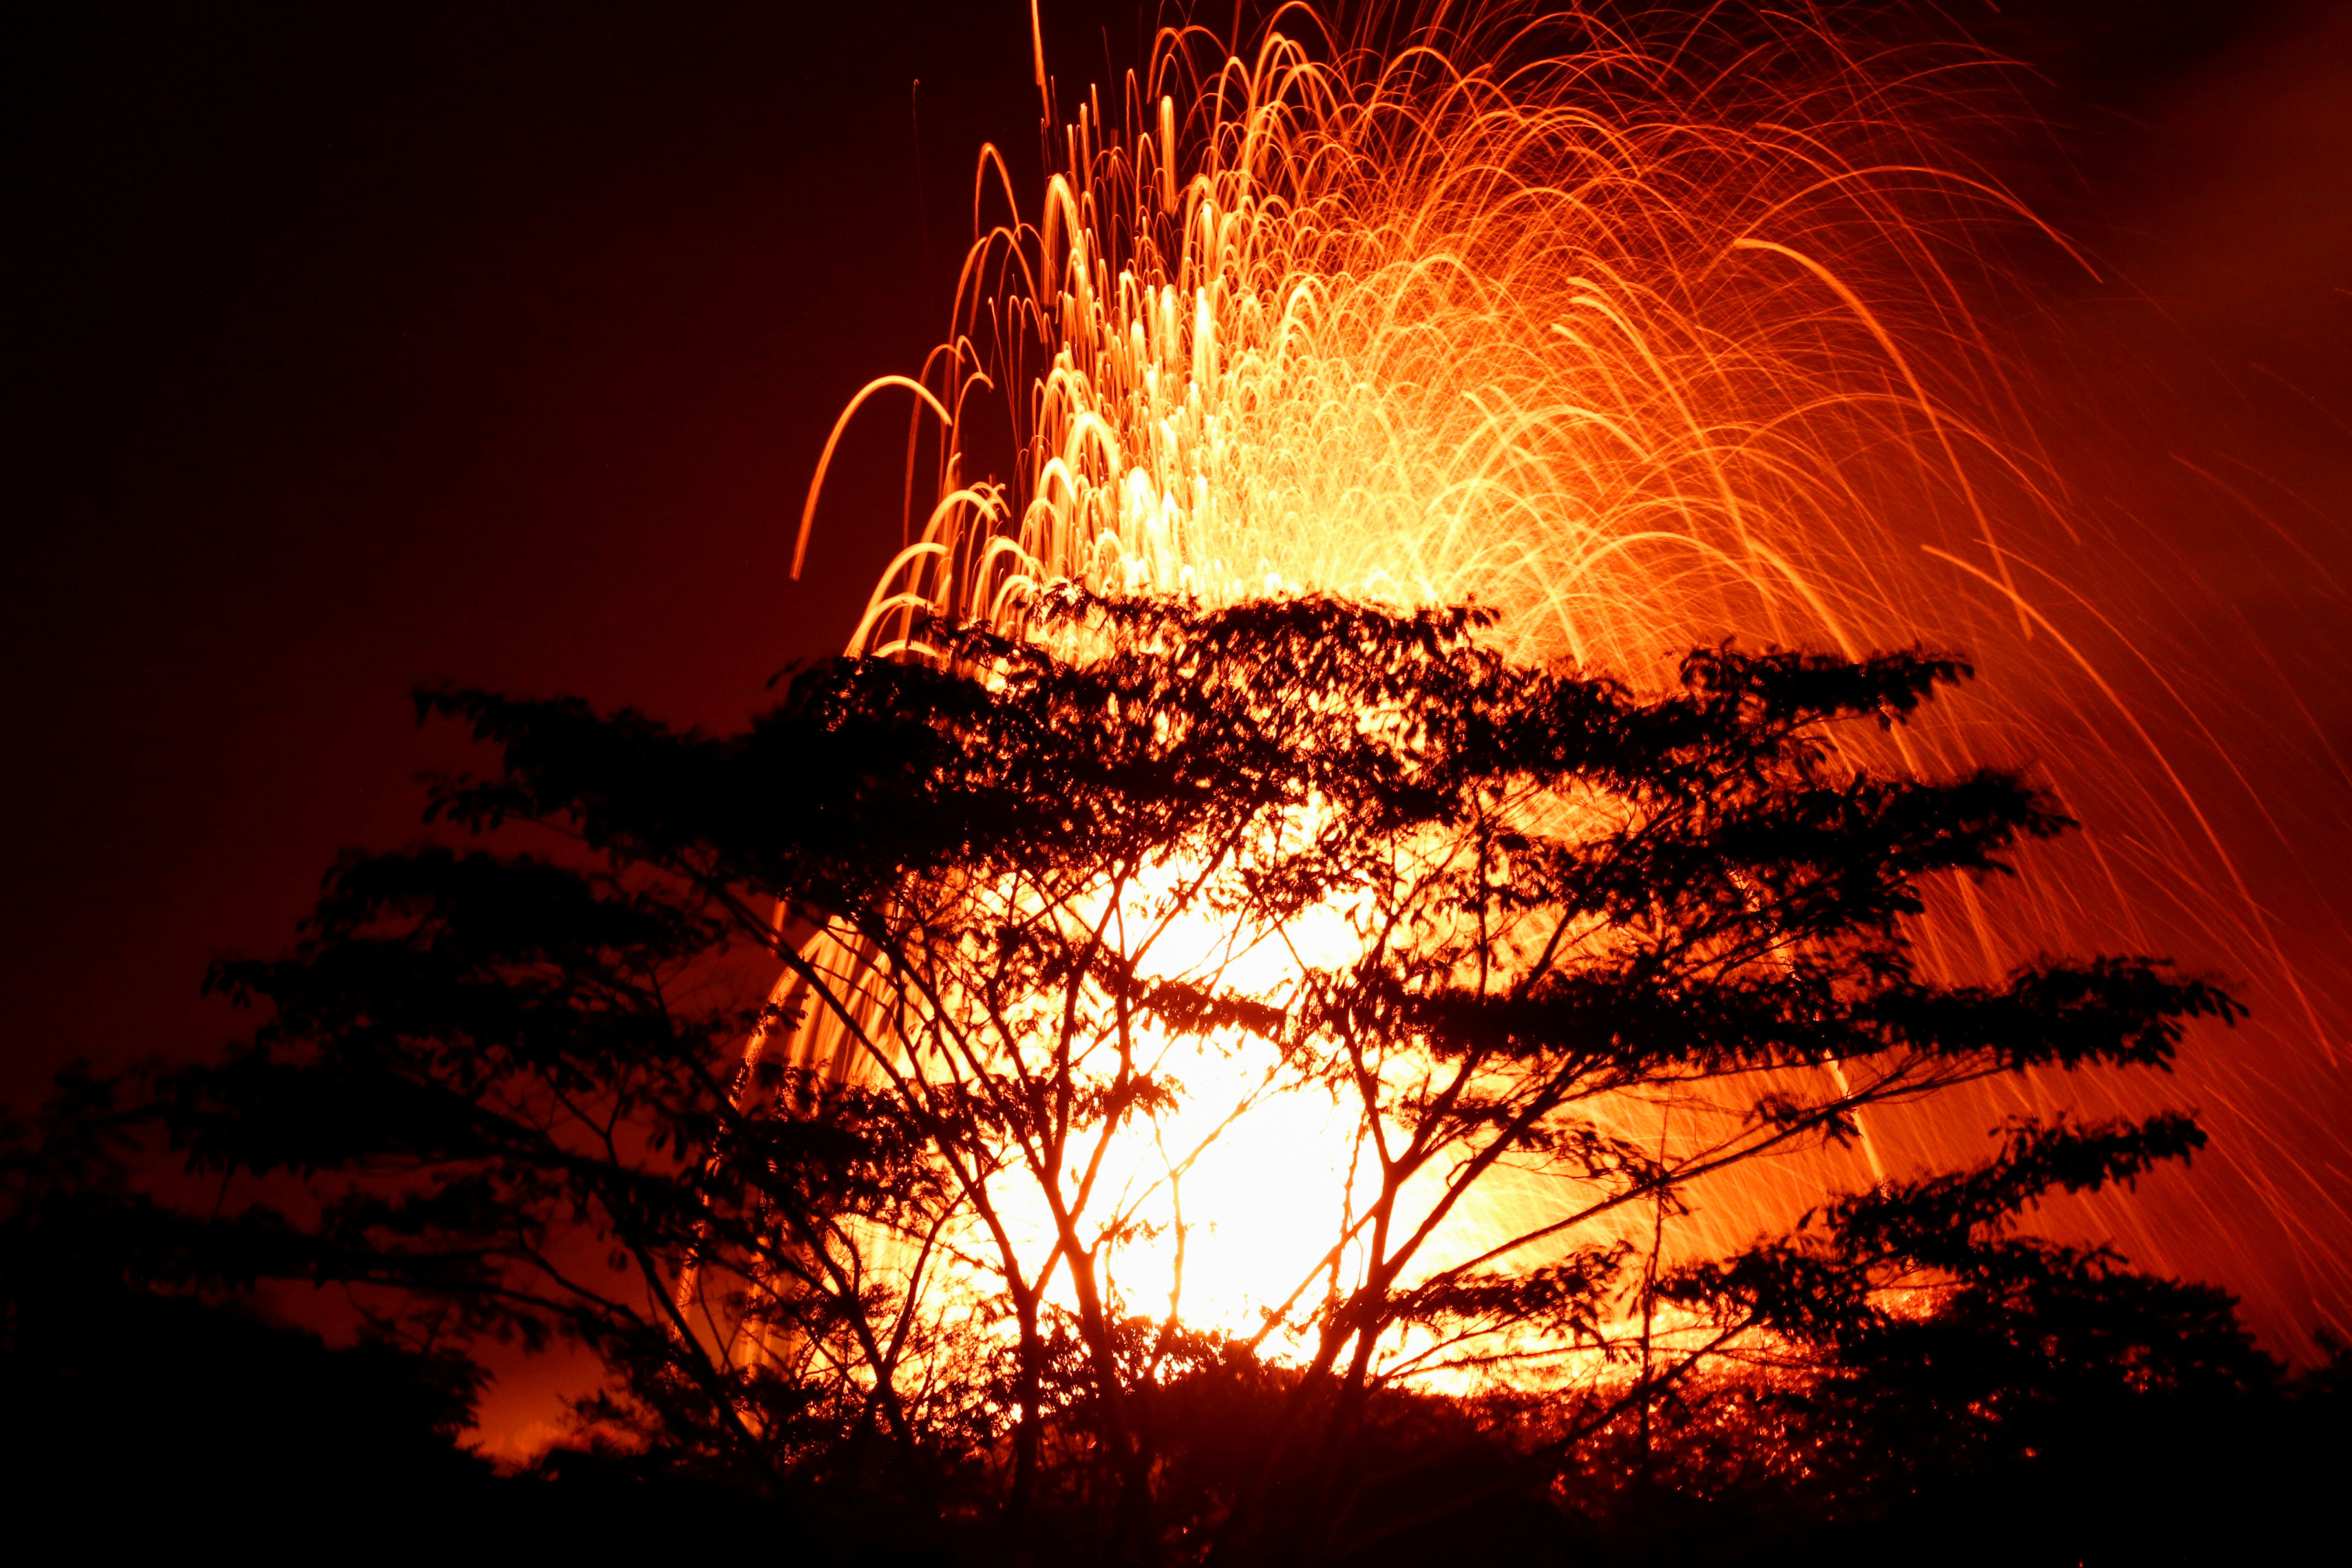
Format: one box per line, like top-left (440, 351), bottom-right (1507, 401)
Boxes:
top-left (782, 6), bottom-right (2349, 1360)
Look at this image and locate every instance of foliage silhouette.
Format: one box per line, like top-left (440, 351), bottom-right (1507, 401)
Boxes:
top-left (138, 592), bottom-right (2290, 1562)
top-left (0, 1066), bottom-right (492, 1537)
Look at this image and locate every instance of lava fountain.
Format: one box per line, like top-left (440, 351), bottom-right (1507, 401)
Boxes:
top-left (780, 3), bottom-right (2349, 1359)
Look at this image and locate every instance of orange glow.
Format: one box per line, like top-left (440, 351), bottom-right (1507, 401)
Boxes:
top-left (785, 6), bottom-right (2349, 1364)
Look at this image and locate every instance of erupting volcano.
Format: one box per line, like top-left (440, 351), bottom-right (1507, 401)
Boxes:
top-left (776, 3), bottom-right (2349, 1363)
top-left (16, 3), bottom-right (2352, 1553)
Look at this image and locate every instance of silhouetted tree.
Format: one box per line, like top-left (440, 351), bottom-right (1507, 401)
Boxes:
top-left (160, 591), bottom-right (2249, 1563)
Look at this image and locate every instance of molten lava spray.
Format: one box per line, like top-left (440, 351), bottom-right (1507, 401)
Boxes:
top-left (788, 4), bottom-right (2350, 1359)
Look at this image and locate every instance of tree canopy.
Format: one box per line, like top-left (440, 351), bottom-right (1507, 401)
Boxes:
top-left (145, 593), bottom-right (2260, 1562)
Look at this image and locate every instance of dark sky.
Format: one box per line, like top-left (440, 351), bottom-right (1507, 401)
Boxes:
top-left (8, 0), bottom-right (2349, 1448)
top-left (4, 1), bottom-right (1135, 1107)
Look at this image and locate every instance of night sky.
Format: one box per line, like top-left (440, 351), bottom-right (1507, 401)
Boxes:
top-left (6, 1), bottom-right (1129, 1105)
top-left (9, 0), bottom-right (2350, 1452)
